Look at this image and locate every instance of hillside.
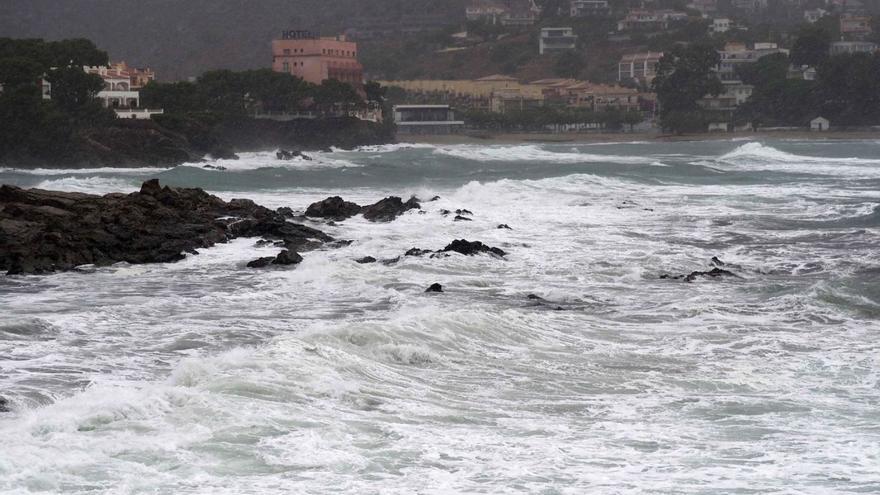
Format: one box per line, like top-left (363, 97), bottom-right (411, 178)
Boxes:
top-left (0, 0), bottom-right (465, 81)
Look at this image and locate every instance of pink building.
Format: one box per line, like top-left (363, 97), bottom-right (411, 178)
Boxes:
top-left (271, 32), bottom-right (363, 86)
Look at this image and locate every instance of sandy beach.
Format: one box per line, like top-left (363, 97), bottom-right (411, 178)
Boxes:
top-left (402, 129), bottom-right (880, 145)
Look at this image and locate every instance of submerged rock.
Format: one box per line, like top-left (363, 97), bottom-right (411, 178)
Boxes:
top-left (0, 396), bottom-right (9, 413)
top-left (497, 224), bottom-right (512, 230)
top-left (304, 196), bottom-right (362, 221)
top-left (425, 283), bottom-right (443, 293)
top-left (247, 250), bottom-right (302, 268)
top-left (441, 239), bottom-right (506, 257)
top-left (661, 266), bottom-right (740, 282)
top-left (453, 215), bottom-right (472, 222)
top-left (0, 180), bottom-right (329, 275)
top-left (273, 250), bottom-right (303, 265)
top-left (405, 248), bottom-right (432, 257)
top-left (684, 267), bottom-right (738, 282)
top-left (246, 256), bottom-right (275, 268)
top-left (455, 209), bottom-right (473, 216)
top-left (361, 196), bottom-right (421, 222)
top-left (355, 256), bottom-right (377, 264)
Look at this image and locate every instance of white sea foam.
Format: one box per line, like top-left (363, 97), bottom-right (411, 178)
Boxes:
top-left (33, 176), bottom-right (139, 194)
top-left (1, 139), bottom-right (879, 493)
top-left (431, 143), bottom-right (658, 164)
top-left (182, 150), bottom-right (362, 172)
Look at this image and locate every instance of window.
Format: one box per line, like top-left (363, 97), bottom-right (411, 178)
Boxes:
top-left (283, 62), bottom-right (290, 72)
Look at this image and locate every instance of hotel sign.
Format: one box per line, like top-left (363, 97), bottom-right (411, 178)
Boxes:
top-left (281, 30), bottom-right (318, 40)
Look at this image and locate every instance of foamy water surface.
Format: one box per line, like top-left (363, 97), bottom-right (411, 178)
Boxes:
top-left (1, 139), bottom-right (879, 494)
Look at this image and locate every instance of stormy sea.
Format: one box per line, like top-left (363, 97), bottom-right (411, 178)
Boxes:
top-left (1, 139), bottom-right (878, 493)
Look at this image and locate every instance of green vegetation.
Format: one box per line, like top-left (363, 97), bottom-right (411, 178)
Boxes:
top-left (141, 70), bottom-right (365, 116)
top-left (652, 44), bottom-right (722, 133)
top-left (0, 38), bottom-right (114, 160)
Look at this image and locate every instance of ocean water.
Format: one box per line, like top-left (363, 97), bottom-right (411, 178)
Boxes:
top-left (0, 139), bottom-right (879, 494)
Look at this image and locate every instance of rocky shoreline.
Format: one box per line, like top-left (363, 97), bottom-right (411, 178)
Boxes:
top-left (0, 115), bottom-right (395, 169)
top-left (0, 179), bottom-right (331, 275)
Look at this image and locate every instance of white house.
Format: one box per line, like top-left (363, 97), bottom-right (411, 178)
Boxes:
top-left (539, 27), bottom-right (578, 55)
top-left (84, 65), bottom-right (140, 109)
top-left (811, 116), bottom-right (830, 131)
top-left (710, 18), bottom-right (732, 34)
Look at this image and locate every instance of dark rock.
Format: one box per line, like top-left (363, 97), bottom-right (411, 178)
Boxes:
top-left (0, 396), bottom-right (9, 412)
top-left (276, 149), bottom-right (301, 160)
top-left (202, 164), bottom-right (227, 171)
top-left (361, 196), bottom-right (420, 222)
top-left (526, 294), bottom-right (545, 300)
top-left (328, 239), bottom-right (354, 248)
top-left (425, 283), bottom-right (443, 293)
top-left (405, 248), bottom-right (432, 257)
top-left (429, 196), bottom-right (441, 201)
top-left (684, 267), bottom-right (738, 282)
top-left (439, 209), bottom-right (451, 216)
top-left (455, 209), bottom-right (473, 216)
top-left (1, 181), bottom-right (330, 275)
top-left (247, 257), bottom-right (275, 268)
top-left (711, 256), bottom-right (725, 267)
top-left (380, 257), bottom-right (400, 265)
top-left (355, 256), bottom-right (377, 264)
top-left (273, 250), bottom-right (303, 265)
top-left (441, 239), bottom-right (506, 257)
top-left (497, 224), bottom-right (512, 230)
top-left (276, 207), bottom-right (295, 218)
top-left (304, 196), bottom-right (362, 221)
top-left (300, 153), bottom-right (313, 161)
top-left (453, 215), bottom-right (472, 222)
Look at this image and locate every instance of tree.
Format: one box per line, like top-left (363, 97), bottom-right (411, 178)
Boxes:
top-left (364, 81), bottom-right (386, 103)
top-left (652, 44), bottom-right (723, 133)
top-left (312, 79), bottom-right (364, 115)
top-left (790, 25), bottom-right (831, 67)
top-left (45, 67), bottom-right (105, 112)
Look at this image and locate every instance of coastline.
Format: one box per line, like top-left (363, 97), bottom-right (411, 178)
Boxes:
top-left (401, 130), bottom-right (880, 145)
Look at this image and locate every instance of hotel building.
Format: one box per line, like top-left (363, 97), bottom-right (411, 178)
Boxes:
top-left (271, 33), bottom-right (364, 86)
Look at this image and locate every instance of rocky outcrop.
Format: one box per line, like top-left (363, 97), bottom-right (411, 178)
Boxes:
top-left (361, 196), bottom-right (421, 222)
top-left (425, 283), bottom-right (443, 293)
top-left (247, 250), bottom-right (302, 268)
top-left (0, 179), bottom-right (330, 275)
top-left (441, 239), bottom-right (506, 257)
top-left (660, 257), bottom-right (741, 282)
top-left (305, 196), bottom-right (363, 221)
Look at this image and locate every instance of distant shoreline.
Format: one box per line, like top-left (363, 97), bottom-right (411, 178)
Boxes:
top-left (402, 130), bottom-right (880, 145)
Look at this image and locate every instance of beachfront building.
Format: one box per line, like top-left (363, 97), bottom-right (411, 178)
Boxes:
top-left (811, 116), bottom-right (830, 131)
top-left (83, 64), bottom-right (164, 119)
top-left (85, 65), bottom-right (140, 109)
top-left (539, 27), bottom-right (578, 55)
top-left (570, 0), bottom-right (610, 17)
top-left (829, 41), bottom-right (880, 55)
top-left (618, 52), bottom-right (663, 85)
top-left (393, 105), bottom-right (465, 135)
top-left (271, 32), bottom-right (363, 86)
top-left (716, 42), bottom-right (788, 83)
top-left (699, 81), bottom-right (753, 111)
